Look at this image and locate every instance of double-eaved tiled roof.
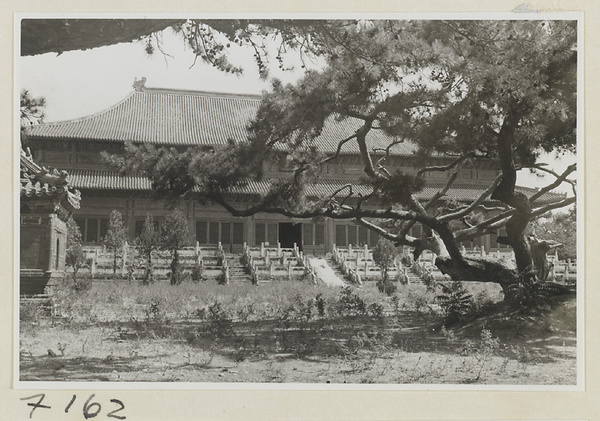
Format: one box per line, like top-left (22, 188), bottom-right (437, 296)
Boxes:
top-left (66, 168), bottom-right (564, 204)
top-left (26, 87), bottom-right (418, 156)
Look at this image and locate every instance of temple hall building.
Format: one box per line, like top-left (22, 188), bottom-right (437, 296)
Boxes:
top-left (23, 79), bottom-right (563, 255)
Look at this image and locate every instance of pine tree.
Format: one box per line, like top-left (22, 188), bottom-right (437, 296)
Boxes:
top-left (134, 214), bottom-right (160, 285)
top-left (75, 19), bottom-right (577, 302)
top-left (372, 239), bottom-right (399, 295)
top-left (160, 210), bottom-right (190, 285)
top-left (103, 210), bottom-right (128, 275)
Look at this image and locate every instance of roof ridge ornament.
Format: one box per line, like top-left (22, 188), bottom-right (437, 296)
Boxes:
top-left (133, 76), bottom-right (147, 92)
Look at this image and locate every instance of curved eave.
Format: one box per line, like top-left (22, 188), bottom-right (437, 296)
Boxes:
top-left (65, 169), bottom-right (565, 205)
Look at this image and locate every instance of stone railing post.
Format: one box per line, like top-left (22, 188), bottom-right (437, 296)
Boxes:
top-left (91, 250), bottom-right (98, 275)
top-left (261, 242), bottom-right (265, 257)
top-left (223, 265), bottom-right (230, 284)
top-left (121, 242), bottom-right (128, 275)
top-left (277, 242), bottom-right (281, 257)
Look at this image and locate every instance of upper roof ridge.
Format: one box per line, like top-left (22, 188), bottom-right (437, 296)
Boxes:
top-left (142, 86), bottom-right (262, 101)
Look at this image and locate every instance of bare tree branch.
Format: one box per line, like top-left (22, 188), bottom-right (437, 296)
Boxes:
top-left (531, 196), bottom-right (576, 218)
top-left (439, 173), bottom-right (503, 222)
top-left (372, 138), bottom-right (406, 159)
top-left (453, 208), bottom-right (517, 240)
top-left (416, 155), bottom-right (467, 178)
top-left (423, 160), bottom-right (465, 210)
top-left (354, 217), bottom-right (418, 247)
top-left (316, 133), bottom-right (358, 165)
top-left (529, 163), bottom-right (576, 202)
top-left (530, 164), bottom-right (577, 202)
top-left (210, 190), bottom-right (435, 226)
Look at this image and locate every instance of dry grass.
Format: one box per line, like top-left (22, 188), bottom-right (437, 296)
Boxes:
top-left (20, 277), bottom-right (576, 385)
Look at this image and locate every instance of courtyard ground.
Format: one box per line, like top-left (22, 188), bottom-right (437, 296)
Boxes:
top-left (19, 279), bottom-right (577, 385)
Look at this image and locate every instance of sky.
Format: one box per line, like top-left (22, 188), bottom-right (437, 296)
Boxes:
top-left (19, 24), bottom-right (577, 198)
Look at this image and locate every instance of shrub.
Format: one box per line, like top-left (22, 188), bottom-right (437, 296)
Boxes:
top-left (65, 219), bottom-right (88, 278)
top-left (160, 210), bottom-right (190, 285)
top-left (335, 286), bottom-right (367, 316)
top-left (367, 302), bottom-right (385, 317)
top-left (20, 300), bottom-right (47, 323)
top-left (217, 271), bottom-right (228, 285)
top-left (376, 278), bottom-right (398, 296)
top-left (315, 293), bottom-right (326, 317)
top-left (145, 299), bottom-right (163, 322)
top-left (406, 289), bottom-right (435, 315)
top-left (436, 281), bottom-right (474, 324)
top-left (373, 239), bottom-right (399, 296)
top-left (191, 264), bottom-right (205, 282)
top-left (58, 272), bottom-right (93, 294)
top-left (472, 289), bottom-right (495, 314)
top-left (205, 301), bottom-right (234, 338)
top-left (102, 210), bottom-right (128, 275)
top-left (135, 214), bottom-right (160, 285)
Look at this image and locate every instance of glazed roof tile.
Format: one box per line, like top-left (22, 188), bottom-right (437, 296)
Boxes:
top-left (26, 88), bottom-right (417, 156)
top-left (20, 149), bottom-right (81, 210)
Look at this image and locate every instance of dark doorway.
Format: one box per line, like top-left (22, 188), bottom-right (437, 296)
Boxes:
top-left (279, 223), bottom-right (302, 251)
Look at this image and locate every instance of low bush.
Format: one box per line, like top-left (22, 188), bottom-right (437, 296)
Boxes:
top-left (335, 286), bottom-right (368, 317)
top-left (405, 289), bottom-right (436, 315)
top-left (376, 278), bottom-right (398, 296)
top-left (20, 300), bottom-right (47, 323)
top-left (191, 265), bottom-right (204, 282)
top-left (315, 293), bottom-right (326, 317)
top-left (205, 301), bottom-right (234, 338)
top-left (436, 281), bottom-right (475, 324)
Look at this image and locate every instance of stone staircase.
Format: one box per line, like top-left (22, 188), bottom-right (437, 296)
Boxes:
top-left (403, 264), bottom-right (424, 284)
top-left (325, 254), bottom-right (348, 283)
top-left (225, 254), bottom-right (253, 283)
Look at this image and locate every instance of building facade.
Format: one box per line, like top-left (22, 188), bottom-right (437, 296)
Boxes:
top-left (24, 80), bottom-right (562, 255)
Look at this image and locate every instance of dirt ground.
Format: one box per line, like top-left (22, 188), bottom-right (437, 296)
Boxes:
top-left (20, 297), bottom-right (577, 385)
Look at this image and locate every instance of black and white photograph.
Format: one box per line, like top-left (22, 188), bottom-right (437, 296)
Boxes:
top-left (17, 16), bottom-right (581, 388)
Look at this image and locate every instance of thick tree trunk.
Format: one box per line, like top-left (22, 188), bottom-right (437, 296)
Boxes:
top-left (421, 218), bottom-right (570, 300)
top-left (489, 111), bottom-right (539, 288)
top-left (435, 255), bottom-right (518, 295)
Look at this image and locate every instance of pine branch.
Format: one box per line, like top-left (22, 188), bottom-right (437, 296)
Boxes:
top-left (529, 163), bottom-right (576, 202)
top-left (439, 173), bottom-right (503, 222)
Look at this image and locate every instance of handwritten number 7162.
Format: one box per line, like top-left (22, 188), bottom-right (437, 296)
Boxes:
top-left (21, 393), bottom-right (126, 419)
